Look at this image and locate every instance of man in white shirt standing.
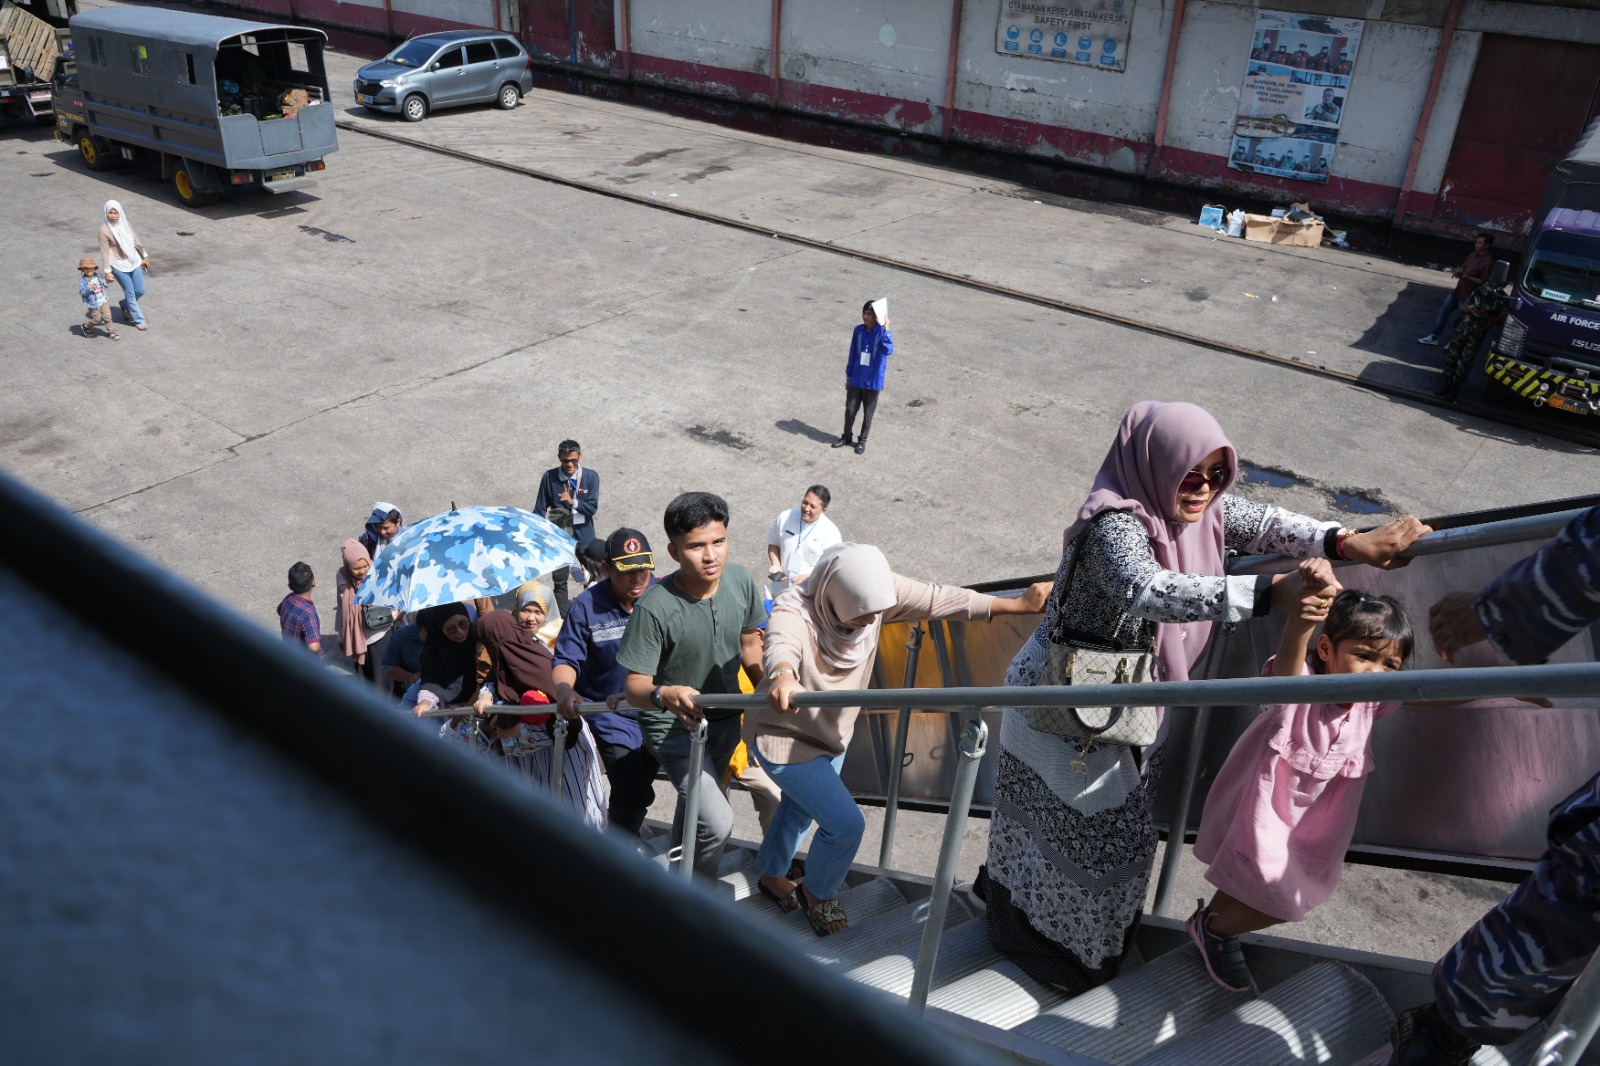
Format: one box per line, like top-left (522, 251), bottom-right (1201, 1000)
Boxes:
top-left (766, 485), bottom-right (842, 598)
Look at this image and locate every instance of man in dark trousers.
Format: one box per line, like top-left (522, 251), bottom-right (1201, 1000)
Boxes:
top-left (552, 527), bottom-right (660, 837)
top-left (833, 298), bottom-right (894, 456)
top-left (1389, 505), bottom-right (1600, 1064)
top-left (534, 439), bottom-right (600, 618)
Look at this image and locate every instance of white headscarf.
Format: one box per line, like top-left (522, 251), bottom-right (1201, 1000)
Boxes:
top-left (775, 543), bottom-right (897, 670)
top-left (102, 200), bottom-right (140, 268)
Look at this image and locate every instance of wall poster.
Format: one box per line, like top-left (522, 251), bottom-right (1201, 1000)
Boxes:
top-left (1228, 10), bottom-right (1363, 184)
top-left (996, 0), bottom-right (1133, 73)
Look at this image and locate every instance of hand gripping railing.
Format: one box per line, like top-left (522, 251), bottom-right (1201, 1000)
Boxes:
top-left (1228, 506), bottom-right (1592, 575)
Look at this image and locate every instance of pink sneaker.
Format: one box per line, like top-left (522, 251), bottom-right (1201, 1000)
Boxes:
top-left (1186, 900), bottom-right (1254, 993)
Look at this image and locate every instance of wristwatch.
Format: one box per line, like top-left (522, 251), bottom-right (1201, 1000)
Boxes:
top-left (650, 685), bottom-right (665, 708)
top-left (768, 666), bottom-right (796, 682)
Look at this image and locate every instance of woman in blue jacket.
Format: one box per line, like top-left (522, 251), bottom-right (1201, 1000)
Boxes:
top-left (834, 299), bottom-right (893, 455)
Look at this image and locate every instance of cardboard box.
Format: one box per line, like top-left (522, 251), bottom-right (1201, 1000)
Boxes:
top-left (1243, 214), bottom-right (1325, 248)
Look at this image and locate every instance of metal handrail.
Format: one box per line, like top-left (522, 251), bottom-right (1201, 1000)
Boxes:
top-left (1229, 507), bottom-right (1588, 575)
top-left (690, 661), bottom-right (1600, 712)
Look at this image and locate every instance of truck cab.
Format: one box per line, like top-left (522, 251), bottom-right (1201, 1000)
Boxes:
top-left (1483, 120), bottom-right (1600, 416)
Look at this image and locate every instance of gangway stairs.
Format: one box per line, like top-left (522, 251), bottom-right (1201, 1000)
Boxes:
top-left (637, 826), bottom-right (1555, 1066)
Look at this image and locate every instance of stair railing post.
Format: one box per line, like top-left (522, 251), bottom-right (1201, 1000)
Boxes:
top-left (879, 623), bottom-right (923, 868)
top-left (548, 716), bottom-right (569, 802)
top-left (1150, 624), bottom-right (1230, 918)
top-left (677, 717), bottom-right (709, 882)
top-left (907, 712), bottom-right (988, 1014)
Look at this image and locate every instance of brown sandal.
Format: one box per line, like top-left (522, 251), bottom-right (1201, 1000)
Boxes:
top-left (757, 877), bottom-right (800, 914)
top-left (802, 887), bottom-right (847, 937)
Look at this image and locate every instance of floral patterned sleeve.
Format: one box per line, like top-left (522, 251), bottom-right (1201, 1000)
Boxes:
top-left (1222, 495), bottom-right (1338, 559)
top-left (1078, 512), bottom-right (1260, 625)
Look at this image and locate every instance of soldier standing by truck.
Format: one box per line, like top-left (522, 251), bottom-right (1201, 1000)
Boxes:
top-left (1437, 262), bottom-right (1511, 402)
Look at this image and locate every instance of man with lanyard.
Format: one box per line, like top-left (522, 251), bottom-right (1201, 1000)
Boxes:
top-left (765, 484), bottom-right (842, 601)
top-left (552, 528), bottom-right (660, 837)
top-left (534, 439), bottom-right (600, 619)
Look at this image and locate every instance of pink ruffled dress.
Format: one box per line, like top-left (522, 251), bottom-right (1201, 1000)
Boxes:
top-left (1193, 657), bottom-right (1401, 922)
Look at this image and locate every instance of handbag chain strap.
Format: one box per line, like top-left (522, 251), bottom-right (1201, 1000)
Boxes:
top-left (1049, 509), bottom-right (1155, 654)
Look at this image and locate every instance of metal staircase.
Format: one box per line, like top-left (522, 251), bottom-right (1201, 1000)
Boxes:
top-left (639, 826), bottom-right (1571, 1066)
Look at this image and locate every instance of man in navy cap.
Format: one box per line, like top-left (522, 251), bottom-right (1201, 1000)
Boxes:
top-left (553, 526), bottom-right (659, 836)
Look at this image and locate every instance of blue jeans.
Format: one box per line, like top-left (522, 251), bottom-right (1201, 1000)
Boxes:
top-left (1429, 291), bottom-right (1459, 337)
top-left (753, 749), bottom-right (862, 900)
top-left (111, 266), bottom-right (146, 325)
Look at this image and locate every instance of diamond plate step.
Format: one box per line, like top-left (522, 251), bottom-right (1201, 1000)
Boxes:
top-left (927, 958), bottom-right (1071, 1029)
top-left (843, 918), bottom-right (1001, 997)
top-left (1011, 944), bottom-right (1245, 1064)
top-left (1132, 961), bottom-right (1394, 1065)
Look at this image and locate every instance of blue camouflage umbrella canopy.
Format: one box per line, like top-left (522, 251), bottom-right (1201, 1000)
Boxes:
top-left (354, 505), bottom-right (580, 612)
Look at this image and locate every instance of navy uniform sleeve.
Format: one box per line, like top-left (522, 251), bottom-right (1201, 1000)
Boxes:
top-left (553, 598), bottom-right (589, 671)
top-left (533, 469), bottom-right (554, 515)
top-left (1476, 505), bottom-right (1600, 664)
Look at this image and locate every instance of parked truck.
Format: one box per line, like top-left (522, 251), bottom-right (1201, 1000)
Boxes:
top-left (0, 0), bottom-right (73, 127)
top-left (53, 8), bottom-right (337, 206)
top-left (1482, 117), bottom-right (1600, 417)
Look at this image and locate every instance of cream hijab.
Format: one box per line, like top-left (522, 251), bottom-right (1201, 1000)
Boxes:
top-left (774, 543), bottom-right (897, 670)
top-left (102, 200), bottom-right (140, 270)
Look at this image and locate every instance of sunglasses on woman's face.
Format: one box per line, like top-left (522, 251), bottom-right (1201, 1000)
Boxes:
top-left (1178, 465), bottom-right (1229, 495)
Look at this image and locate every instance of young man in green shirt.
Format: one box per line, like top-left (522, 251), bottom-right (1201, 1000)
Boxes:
top-left (618, 491), bottom-right (767, 877)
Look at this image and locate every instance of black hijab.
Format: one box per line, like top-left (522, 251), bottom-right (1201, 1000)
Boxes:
top-left (417, 603), bottom-right (477, 697)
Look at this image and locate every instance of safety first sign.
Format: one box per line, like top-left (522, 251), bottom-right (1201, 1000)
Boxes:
top-left (996, 0), bottom-right (1132, 72)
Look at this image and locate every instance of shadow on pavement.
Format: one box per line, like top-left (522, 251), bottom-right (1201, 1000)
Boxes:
top-left (775, 419), bottom-right (837, 445)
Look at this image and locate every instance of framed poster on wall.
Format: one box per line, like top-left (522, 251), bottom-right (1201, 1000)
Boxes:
top-left (1228, 10), bottom-right (1363, 183)
top-left (996, 0), bottom-right (1133, 72)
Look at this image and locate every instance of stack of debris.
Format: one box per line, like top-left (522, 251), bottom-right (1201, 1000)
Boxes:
top-left (0, 1), bottom-right (60, 87)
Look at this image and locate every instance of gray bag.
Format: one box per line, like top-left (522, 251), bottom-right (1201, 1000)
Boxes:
top-left (1024, 509), bottom-right (1162, 749)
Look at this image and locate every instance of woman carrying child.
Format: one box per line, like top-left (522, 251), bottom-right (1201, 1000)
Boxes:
top-left (1189, 564), bottom-right (1410, 993)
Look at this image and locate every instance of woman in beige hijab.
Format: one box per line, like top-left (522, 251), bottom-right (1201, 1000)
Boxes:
top-left (751, 543), bottom-right (1048, 935)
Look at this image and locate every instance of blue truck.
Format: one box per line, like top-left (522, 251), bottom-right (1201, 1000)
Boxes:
top-left (53, 8), bottom-right (337, 207)
top-left (1483, 118), bottom-right (1600, 417)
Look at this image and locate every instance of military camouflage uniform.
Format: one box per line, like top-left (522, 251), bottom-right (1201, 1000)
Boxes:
top-left (1423, 506), bottom-right (1600, 1048)
top-left (1440, 281), bottom-right (1510, 392)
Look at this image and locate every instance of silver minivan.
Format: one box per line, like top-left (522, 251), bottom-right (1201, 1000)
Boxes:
top-left (354, 30), bottom-right (533, 121)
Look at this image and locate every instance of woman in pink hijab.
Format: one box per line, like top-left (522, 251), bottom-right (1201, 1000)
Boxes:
top-left (335, 538), bottom-right (388, 684)
top-left (753, 543), bottom-right (1049, 936)
top-left (979, 401), bottom-right (1428, 995)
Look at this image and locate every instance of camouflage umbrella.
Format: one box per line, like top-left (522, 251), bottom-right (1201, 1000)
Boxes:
top-left (353, 505), bottom-right (579, 613)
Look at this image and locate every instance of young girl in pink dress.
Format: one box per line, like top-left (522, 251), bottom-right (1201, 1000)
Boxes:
top-left (1188, 559), bottom-right (1413, 993)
